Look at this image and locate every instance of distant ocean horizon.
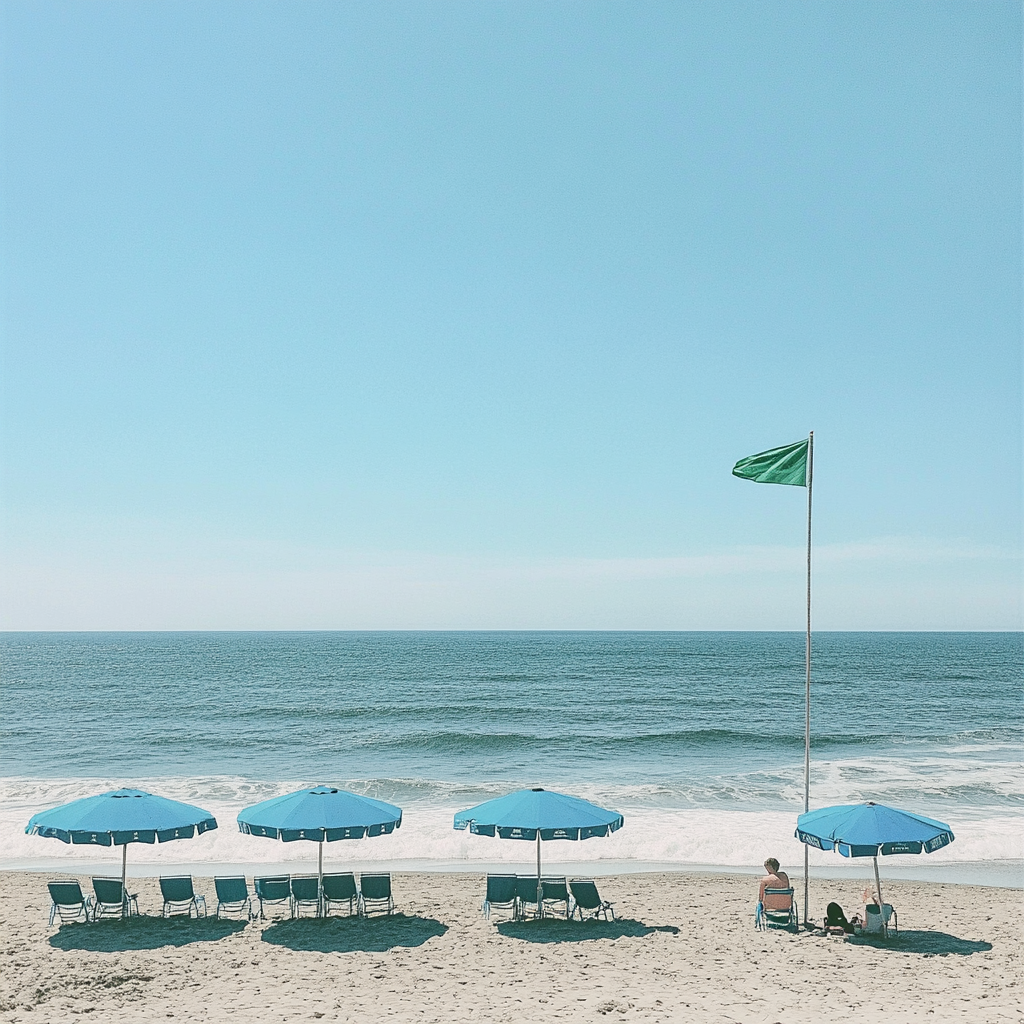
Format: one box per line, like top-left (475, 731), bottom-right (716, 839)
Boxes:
top-left (2, 631), bottom-right (1021, 884)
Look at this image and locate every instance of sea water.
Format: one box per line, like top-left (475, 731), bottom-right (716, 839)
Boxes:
top-left (1, 632), bottom-right (1020, 883)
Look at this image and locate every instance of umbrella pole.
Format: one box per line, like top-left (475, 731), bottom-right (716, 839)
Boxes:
top-left (318, 839), bottom-right (324, 918)
top-left (121, 844), bottom-right (128, 919)
top-left (803, 430), bottom-right (813, 929)
top-left (536, 832), bottom-right (542, 920)
top-left (872, 855), bottom-right (886, 937)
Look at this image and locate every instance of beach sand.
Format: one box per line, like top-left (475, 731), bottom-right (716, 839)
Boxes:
top-left (1, 871), bottom-right (1020, 1023)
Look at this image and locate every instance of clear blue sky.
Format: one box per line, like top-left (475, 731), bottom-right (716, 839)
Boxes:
top-left (1, 1), bottom-right (1020, 629)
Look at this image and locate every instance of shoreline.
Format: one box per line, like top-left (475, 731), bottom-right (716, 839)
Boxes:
top-left (5, 857), bottom-right (1021, 889)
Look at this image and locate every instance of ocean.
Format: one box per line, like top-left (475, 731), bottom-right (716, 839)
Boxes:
top-left (1, 631), bottom-right (1021, 884)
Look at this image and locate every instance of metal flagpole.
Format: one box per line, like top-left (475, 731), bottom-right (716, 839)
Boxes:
top-left (803, 431), bottom-right (814, 927)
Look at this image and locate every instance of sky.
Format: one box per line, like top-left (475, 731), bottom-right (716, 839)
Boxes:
top-left (1, 0), bottom-right (1020, 630)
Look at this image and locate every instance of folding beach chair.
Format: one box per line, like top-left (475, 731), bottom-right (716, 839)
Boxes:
top-left (159, 875), bottom-right (207, 918)
top-left (515, 876), bottom-right (541, 921)
top-left (213, 876), bottom-right (253, 919)
top-left (569, 878), bottom-right (615, 921)
top-left (254, 875), bottom-right (291, 920)
top-left (755, 887), bottom-right (798, 932)
top-left (290, 876), bottom-right (321, 918)
top-left (482, 874), bottom-right (518, 920)
top-left (46, 881), bottom-right (91, 925)
top-left (322, 872), bottom-right (358, 917)
top-left (540, 877), bottom-right (571, 919)
top-left (862, 902), bottom-right (897, 937)
top-left (358, 873), bottom-right (394, 916)
top-left (92, 877), bottom-right (139, 920)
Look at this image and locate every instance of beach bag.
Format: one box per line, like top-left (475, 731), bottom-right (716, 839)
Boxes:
top-left (862, 903), bottom-right (894, 935)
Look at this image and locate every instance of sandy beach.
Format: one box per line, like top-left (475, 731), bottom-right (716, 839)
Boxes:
top-left (1, 870), bottom-right (1020, 1023)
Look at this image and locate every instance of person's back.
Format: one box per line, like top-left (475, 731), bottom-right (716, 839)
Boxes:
top-left (758, 858), bottom-right (790, 902)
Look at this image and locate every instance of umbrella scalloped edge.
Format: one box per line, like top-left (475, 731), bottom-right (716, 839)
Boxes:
top-left (26, 818), bottom-right (217, 846)
top-left (237, 820), bottom-right (401, 843)
top-left (795, 827), bottom-right (955, 858)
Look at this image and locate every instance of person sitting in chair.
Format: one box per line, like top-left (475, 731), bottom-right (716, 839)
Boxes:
top-left (758, 858), bottom-right (790, 902)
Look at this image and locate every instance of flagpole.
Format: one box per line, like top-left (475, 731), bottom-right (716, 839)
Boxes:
top-left (803, 431), bottom-right (814, 927)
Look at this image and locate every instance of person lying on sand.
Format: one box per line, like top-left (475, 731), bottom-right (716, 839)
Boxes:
top-left (758, 858), bottom-right (790, 901)
top-left (825, 901), bottom-right (855, 934)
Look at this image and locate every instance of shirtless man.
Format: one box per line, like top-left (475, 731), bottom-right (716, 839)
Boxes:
top-left (758, 857), bottom-right (791, 901)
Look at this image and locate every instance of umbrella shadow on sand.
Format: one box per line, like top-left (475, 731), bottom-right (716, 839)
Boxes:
top-left (846, 930), bottom-right (992, 956)
top-left (261, 914), bottom-right (448, 953)
top-left (50, 916), bottom-right (247, 952)
top-left (496, 918), bottom-right (679, 944)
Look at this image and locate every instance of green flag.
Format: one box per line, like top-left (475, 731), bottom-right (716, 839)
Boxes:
top-left (732, 438), bottom-right (809, 486)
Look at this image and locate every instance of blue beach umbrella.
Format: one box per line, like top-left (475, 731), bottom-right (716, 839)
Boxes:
top-left (453, 787), bottom-right (624, 908)
top-left (796, 801), bottom-right (954, 924)
top-left (237, 785), bottom-right (403, 915)
top-left (26, 788), bottom-right (218, 913)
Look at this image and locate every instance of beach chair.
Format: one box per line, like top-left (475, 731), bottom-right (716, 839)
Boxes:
top-left (254, 875), bottom-right (291, 920)
top-left (540, 877), bottom-right (571, 919)
top-left (46, 881), bottom-right (91, 925)
top-left (358, 873), bottom-right (394, 916)
top-left (159, 875), bottom-right (207, 918)
top-left (755, 887), bottom-right (798, 932)
top-left (91, 877), bottom-right (139, 920)
top-left (322, 872), bottom-right (358, 917)
top-left (290, 875), bottom-right (321, 918)
top-left (569, 878), bottom-right (614, 921)
top-left (515, 876), bottom-right (541, 921)
top-left (482, 874), bottom-right (518, 920)
top-left (862, 902), bottom-right (897, 937)
top-left (213, 876), bottom-right (253, 919)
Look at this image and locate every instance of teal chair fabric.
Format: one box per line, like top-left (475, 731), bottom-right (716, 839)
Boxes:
top-left (322, 873), bottom-right (358, 916)
top-left (159, 875), bottom-right (207, 918)
top-left (290, 876), bottom-right (321, 918)
top-left (254, 876), bottom-right (291, 920)
top-left (540, 877), bottom-right (570, 919)
top-left (359, 873), bottom-right (394, 916)
top-left (516, 876), bottom-right (540, 919)
top-left (47, 881), bottom-right (91, 925)
top-left (482, 874), bottom-right (517, 920)
top-left (755, 887), bottom-right (798, 932)
top-left (569, 879), bottom-right (614, 921)
top-left (213, 876), bottom-right (253, 919)
top-left (92, 877), bottom-right (139, 919)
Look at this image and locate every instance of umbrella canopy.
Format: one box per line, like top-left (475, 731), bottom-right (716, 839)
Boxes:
top-left (795, 802), bottom-right (954, 858)
top-left (796, 801), bottom-right (954, 933)
top-left (237, 785), bottom-right (402, 842)
top-left (453, 787), bottom-right (623, 840)
top-left (237, 785), bottom-right (402, 917)
top-left (26, 787), bottom-right (218, 916)
top-left (26, 788), bottom-right (218, 846)
top-left (453, 788), bottom-right (623, 911)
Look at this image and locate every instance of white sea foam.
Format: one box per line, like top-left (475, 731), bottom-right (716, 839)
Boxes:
top-left (2, 775), bottom-right (1020, 874)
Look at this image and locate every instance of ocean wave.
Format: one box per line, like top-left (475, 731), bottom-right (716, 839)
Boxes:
top-left (1, 757), bottom-right (1021, 821)
top-left (1, 796), bottom-right (1019, 871)
top-left (322, 726), bottom-right (1024, 754)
